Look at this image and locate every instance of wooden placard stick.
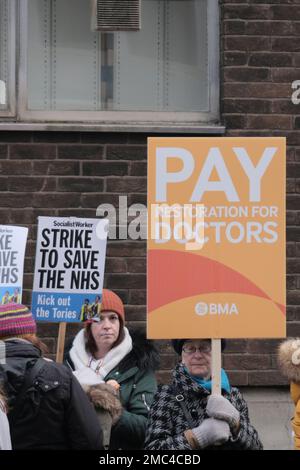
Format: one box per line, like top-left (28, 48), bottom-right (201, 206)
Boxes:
top-left (211, 338), bottom-right (221, 395)
top-left (56, 322), bottom-right (67, 363)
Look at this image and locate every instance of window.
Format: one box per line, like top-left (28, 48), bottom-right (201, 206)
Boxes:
top-left (0, 0), bottom-right (15, 116)
top-left (2, 0), bottom-right (220, 129)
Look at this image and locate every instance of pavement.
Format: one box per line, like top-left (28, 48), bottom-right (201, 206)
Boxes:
top-left (241, 387), bottom-right (294, 450)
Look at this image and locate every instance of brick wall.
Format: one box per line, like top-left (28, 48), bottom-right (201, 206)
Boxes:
top-left (0, 132), bottom-right (214, 382)
top-left (222, 0), bottom-right (300, 385)
top-left (0, 0), bottom-right (299, 386)
top-left (0, 131), bottom-right (150, 360)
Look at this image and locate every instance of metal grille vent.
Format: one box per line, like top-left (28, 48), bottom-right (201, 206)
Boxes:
top-left (91, 0), bottom-right (141, 32)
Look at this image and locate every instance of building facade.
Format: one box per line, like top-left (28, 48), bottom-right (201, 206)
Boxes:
top-left (0, 0), bottom-right (299, 397)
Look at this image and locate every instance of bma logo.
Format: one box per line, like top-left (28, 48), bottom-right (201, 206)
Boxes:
top-left (195, 302), bottom-right (239, 316)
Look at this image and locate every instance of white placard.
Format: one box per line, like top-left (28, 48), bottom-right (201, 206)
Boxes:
top-left (32, 217), bottom-right (108, 323)
top-left (0, 225), bottom-right (28, 305)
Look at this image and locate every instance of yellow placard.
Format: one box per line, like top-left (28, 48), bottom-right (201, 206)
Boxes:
top-left (147, 137), bottom-right (286, 339)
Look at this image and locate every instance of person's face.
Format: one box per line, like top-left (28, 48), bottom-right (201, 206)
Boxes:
top-left (91, 311), bottom-right (120, 350)
top-left (181, 340), bottom-right (212, 379)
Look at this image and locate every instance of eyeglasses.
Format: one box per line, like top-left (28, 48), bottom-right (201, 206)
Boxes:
top-left (182, 344), bottom-right (211, 355)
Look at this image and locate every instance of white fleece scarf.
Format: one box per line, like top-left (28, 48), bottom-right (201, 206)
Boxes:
top-left (69, 327), bottom-right (132, 387)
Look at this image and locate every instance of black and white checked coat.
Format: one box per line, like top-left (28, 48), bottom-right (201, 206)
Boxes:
top-left (144, 363), bottom-right (263, 450)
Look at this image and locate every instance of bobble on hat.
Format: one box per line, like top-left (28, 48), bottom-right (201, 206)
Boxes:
top-left (0, 303), bottom-right (37, 339)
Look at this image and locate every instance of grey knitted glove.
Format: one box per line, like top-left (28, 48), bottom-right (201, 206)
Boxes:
top-left (192, 418), bottom-right (230, 449)
top-left (206, 394), bottom-right (240, 429)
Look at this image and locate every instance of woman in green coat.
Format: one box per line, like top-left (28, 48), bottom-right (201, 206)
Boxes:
top-left (65, 289), bottom-right (159, 450)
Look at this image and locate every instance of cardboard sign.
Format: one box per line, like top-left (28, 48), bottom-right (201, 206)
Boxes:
top-left (147, 137), bottom-right (286, 339)
top-left (32, 217), bottom-right (108, 323)
top-left (0, 225), bottom-right (28, 305)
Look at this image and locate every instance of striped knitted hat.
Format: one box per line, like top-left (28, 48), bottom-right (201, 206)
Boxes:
top-left (0, 303), bottom-right (36, 339)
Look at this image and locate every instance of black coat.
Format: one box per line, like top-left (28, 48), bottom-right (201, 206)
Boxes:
top-left (0, 340), bottom-right (103, 450)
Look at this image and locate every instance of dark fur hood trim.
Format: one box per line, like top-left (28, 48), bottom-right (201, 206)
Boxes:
top-left (118, 326), bottom-right (160, 373)
top-left (64, 326), bottom-right (160, 373)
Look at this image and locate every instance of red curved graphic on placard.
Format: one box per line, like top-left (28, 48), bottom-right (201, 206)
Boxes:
top-left (148, 250), bottom-right (285, 315)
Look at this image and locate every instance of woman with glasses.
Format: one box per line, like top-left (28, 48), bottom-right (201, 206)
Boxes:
top-left (65, 289), bottom-right (159, 450)
top-left (145, 338), bottom-right (263, 450)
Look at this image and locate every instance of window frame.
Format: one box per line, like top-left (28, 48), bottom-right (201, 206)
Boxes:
top-left (16, 0), bottom-right (221, 131)
top-left (0, 0), bottom-right (16, 118)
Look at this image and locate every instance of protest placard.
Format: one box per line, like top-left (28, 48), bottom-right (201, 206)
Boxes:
top-left (32, 217), bottom-right (108, 323)
top-left (0, 225), bottom-right (28, 305)
top-left (147, 137), bottom-right (286, 340)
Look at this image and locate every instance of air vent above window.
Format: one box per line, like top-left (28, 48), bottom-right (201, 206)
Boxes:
top-left (91, 0), bottom-right (141, 32)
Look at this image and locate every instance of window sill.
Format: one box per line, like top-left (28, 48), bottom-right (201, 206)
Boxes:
top-left (0, 122), bottom-right (225, 134)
